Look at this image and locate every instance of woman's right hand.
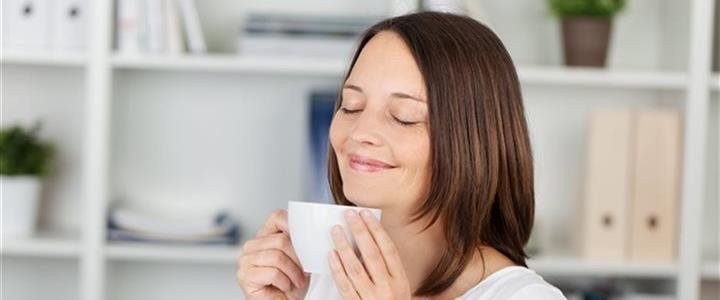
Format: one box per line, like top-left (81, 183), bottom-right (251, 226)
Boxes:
top-left (237, 209), bottom-right (310, 299)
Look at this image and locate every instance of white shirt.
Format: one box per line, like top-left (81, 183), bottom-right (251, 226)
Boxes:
top-left (305, 266), bottom-right (566, 300)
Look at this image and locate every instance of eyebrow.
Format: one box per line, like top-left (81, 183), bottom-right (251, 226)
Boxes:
top-left (343, 84), bottom-right (426, 103)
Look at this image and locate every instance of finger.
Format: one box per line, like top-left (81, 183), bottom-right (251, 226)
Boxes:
top-left (345, 209), bottom-right (390, 283)
top-left (360, 209), bottom-right (407, 278)
top-left (331, 225), bottom-right (374, 298)
top-left (246, 249), bottom-right (306, 289)
top-left (328, 249), bottom-right (361, 300)
top-left (246, 266), bottom-right (293, 292)
top-left (242, 233), bottom-right (302, 267)
top-left (256, 209), bottom-right (290, 237)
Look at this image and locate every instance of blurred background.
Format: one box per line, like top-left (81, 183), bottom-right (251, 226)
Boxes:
top-left (0, 0), bottom-right (718, 299)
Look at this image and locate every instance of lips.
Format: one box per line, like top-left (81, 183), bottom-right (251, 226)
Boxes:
top-left (348, 154), bottom-right (396, 173)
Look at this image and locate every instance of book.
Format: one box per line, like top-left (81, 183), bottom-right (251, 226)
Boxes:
top-left (177, 0), bottom-right (206, 54)
top-left (308, 92), bottom-right (337, 204)
top-left (116, 0), bottom-right (200, 55)
top-left (163, 0), bottom-right (183, 54)
top-left (116, 0), bottom-right (141, 53)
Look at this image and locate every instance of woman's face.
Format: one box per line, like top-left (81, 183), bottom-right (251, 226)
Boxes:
top-left (329, 31), bottom-right (430, 215)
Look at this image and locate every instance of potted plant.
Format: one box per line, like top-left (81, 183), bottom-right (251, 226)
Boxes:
top-left (548, 0), bottom-right (627, 67)
top-left (0, 124), bottom-right (53, 239)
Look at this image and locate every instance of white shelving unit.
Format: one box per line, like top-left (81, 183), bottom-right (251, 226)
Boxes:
top-left (528, 257), bottom-right (679, 279)
top-left (0, 231), bottom-right (82, 258)
top-left (105, 243), bottom-right (239, 264)
top-left (2, 0), bottom-right (718, 299)
top-left (0, 50), bottom-right (87, 67)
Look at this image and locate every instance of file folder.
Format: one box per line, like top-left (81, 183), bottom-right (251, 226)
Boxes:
top-left (51, 0), bottom-right (86, 50)
top-left (629, 110), bottom-right (681, 262)
top-left (1, 0), bottom-right (50, 50)
top-left (581, 109), bottom-right (634, 260)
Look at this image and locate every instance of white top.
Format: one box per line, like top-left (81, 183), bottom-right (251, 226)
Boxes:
top-left (305, 266), bottom-right (566, 300)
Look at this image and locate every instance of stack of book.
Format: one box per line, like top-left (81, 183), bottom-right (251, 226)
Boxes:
top-left (107, 204), bottom-right (239, 245)
top-left (116, 0), bottom-right (206, 55)
top-left (237, 13), bottom-right (379, 58)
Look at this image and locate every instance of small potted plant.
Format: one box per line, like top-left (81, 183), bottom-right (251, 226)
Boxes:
top-left (0, 124), bottom-right (53, 238)
top-left (548, 0), bottom-right (627, 67)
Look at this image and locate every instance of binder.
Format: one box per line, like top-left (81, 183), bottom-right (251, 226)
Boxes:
top-left (629, 110), bottom-right (682, 262)
top-left (51, 0), bottom-right (87, 50)
top-left (581, 109), bottom-right (634, 260)
top-left (1, 0), bottom-right (51, 50)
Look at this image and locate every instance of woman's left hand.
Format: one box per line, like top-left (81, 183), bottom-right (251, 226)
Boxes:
top-left (328, 209), bottom-right (412, 300)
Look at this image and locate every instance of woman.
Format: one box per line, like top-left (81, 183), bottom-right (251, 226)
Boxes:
top-left (237, 12), bottom-right (565, 300)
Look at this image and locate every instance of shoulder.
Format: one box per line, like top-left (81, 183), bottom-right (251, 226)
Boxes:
top-left (458, 266), bottom-right (566, 300)
top-left (505, 283), bottom-right (566, 300)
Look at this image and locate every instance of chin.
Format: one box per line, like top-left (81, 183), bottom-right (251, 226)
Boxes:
top-left (341, 184), bottom-right (388, 209)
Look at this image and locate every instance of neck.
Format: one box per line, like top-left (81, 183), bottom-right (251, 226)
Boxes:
top-left (379, 208), bottom-right (445, 292)
top-left (379, 208), bottom-right (517, 299)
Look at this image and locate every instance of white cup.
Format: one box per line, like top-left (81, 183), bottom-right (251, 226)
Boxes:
top-left (287, 201), bottom-right (382, 274)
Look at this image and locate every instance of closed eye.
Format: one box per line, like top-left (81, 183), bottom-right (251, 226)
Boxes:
top-left (393, 116), bottom-right (418, 126)
top-left (340, 107), bottom-right (361, 114)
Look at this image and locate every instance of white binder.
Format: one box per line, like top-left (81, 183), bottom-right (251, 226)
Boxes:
top-left (51, 0), bottom-right (87, 50)
top-left (581, 109), bottom-right (634, 260)
top-left (1, 0), bottom-right (51, 50)
top-left (629, 110), bottom-right (682, 262)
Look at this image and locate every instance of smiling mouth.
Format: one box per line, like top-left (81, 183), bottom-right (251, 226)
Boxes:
top-left (348, 154), bottom-right (396, 173)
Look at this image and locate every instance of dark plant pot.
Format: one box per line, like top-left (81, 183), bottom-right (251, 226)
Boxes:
top-left (561, 17), bottom-right (612, 67)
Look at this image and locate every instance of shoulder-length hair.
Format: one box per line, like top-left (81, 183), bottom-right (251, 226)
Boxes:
top-left (327, 11), bottom-right (534, 296)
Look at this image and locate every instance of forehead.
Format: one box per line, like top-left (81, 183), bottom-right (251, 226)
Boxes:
top-left (346, 31), bottom-right (427, 100)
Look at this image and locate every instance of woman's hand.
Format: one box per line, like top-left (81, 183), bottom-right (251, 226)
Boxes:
top-left (236, 209), bottom-right (310, 300)
top-left (328, 209), bottom-right (412, 300)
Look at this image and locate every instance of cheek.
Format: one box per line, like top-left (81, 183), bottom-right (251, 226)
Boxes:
top-left (328, 115), bottom-right (346, 154)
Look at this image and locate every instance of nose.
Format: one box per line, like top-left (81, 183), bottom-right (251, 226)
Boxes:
top-left (348, 109), bottom-right (384, 147)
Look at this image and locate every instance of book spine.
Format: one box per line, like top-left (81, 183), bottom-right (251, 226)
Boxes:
top-left (177, 0), bottom-right (206, 54)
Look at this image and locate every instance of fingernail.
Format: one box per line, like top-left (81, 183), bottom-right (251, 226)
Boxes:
top-left (331, 225), bottom-right (343, 238)
top-left (360, 210), bottom-right (373, 218)
top-left (345, 209), bottom-right (358, 221)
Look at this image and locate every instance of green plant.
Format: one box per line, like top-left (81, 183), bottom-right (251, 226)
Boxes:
top-left (548, 0), bottom-right (627, 18)
top-left (0, 124), bottom-right (53, 176)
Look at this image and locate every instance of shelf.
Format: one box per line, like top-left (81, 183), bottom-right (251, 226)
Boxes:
top-left (702, 261), bottom-right (720, 280)
top-left (0, 231), bottom-right (82, 258)
top-left (0, 50), bottom-right (86, 67)
top-left (111, 53), bottom-right (347, 76)
top-left (518, 65), bottom-right (687, 90)
top-left (110, 54), bottom-right (689, 90)
top-left (105, 242), bottom-right (241, 264)
top-left (528, 256), bottom-right (678, 279)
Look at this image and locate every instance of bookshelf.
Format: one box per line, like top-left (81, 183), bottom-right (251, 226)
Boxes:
top-left (712, 73), bottom-right (720, 90)
top-left (105, 243), bottom-right (239, 264)
top-left (1, 0), bottom-right (718, 299)
top-left (0, 230), bottom-right (82, 258)
top-left (0, 50), bottom-right (87, 67)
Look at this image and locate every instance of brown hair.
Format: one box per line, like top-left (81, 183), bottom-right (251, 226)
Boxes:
top-left (327, 11), bottom-right (534, 296)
